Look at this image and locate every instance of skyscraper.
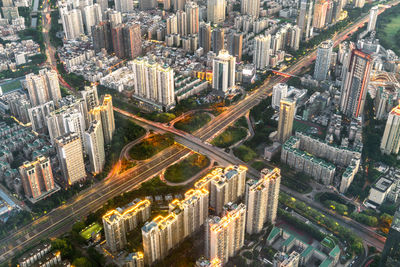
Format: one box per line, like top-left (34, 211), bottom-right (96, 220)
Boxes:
top-left (177, 10), bottom-right (187, 36)
top-left (103, 200), bottom-right (151, 252)
top-left (367, 6), bottom-right (379, 32)
top-left (123, 24), bottom-right (142, 59)
top-left (277, 97), bottom-right (296, 143)
top-left (85, 120), bottom-right (105, 174)
top-left (212, 50), bottom-right (236, 93)
top-left (312, 0), bottom-right (328, 30)
top-left (82, 4), bottom-right (102, 35)
top-left (111, 24), bottom-right (124, 58)
top-left (80, 85), bottom-right (99, 113)
top-left (55, 133), bottom-right (86, 185)
top-left (227, 32), bottom-right (243, 61)
top-left (89, 94), bottom-right (115, 144)
top-left (19, 155), bottom-right (55, 201)
top-left (253, 34), bottom-right (271, 69)
top-left (206, 203), bottom-right (246, 264)
top-left (185, 1), bottom-right (199, 35)
top-left (199, 22), bottom-right (212, 53)
top-left (272, 83), bottom-right (288, 109)
top-left (380, 208), bottom-right (400, 266)
top-left (245, 168), bottom-right (281, 234)
top-left (380, 105), bottom-right (400, 155)
top-left (60, 7), bottom-right (84, 40)
top-left (139, 0), bottom-right (156, 10)
top-left (211, 28), bottom-right (224, 54)
top-left (339, 49), bottom-right (372, 118)
top-left (241, 0), bottom-right (260, 18)
top-left (207, 0), bottom-right (225, 24)
top-left (173, 0), bottom-right (186, 11)
top-left (107, 10), bottom-right (122, 27)
top-left (92, 21), bottom-right (113, 52)
top-left (166, 14), bottom-right (178, 34)
top-left (129, 58), bottom-right (175, 110)
top-left (96, 0), bottom-right (108, 16)
top-left (28, 101), bottom-right (55, 133)
top-left (354, 0), bottom-right (365, 8)
top-left (25, 69), bottom-right (61, 107)
top-left (297, 0), bottom-right (313, 40)
top-left (115, 0), bottom-right (133, 13)
top-left (314, 40), bottom-right (333, 81)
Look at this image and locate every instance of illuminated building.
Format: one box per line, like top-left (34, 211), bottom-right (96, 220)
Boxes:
top-left (277, 97), bottom-right (296, 143)
top-left (103, 200), bottom-right (151, 252)
top-left (245, 168), bottom-right (281, 234)
top-left (212, 50), bottom-right (236, 93)
top-left (25, 69), bottom-right (61, 107)
top-left (89, 94), bottom-right (115, 145)
top-left (339, 49), bottom-right (372, 118)
top-left (85, 120), bottom-right (105, 174)
top-left (207, 0), bottom-right (225, 24)
top-left (55, 133), bottom-right (86, 185)
top-left (380, 105), bottom-right (400, 155)
top-left (125, 252), bottom-right (144, 267)
top-left (196, 257), bottom-right (222, 267)
top-left (19, 155), bottom-right (55, 201)
top-left (253, 34), bottom-right (271, 69)
top-left (241, 0), bottom-right (260, 18)
top-left (205, 203), bottom-right (246, 264)
top-left (314, 40), bottom-right (333, 81)
top-left (194, 165), bottom-right (246, 215)
top-left (142, 189), bottom-right (209, 265)
top-left (129, 58), bottom-right (176, 111)
top-left (312, 0), bottom-right (328, 29)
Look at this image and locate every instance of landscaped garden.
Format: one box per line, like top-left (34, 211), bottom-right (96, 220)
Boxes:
top-left (174, 112), bottom-right (212, 133)
top-left (164, 153), bottom-right (210, 183)
top-left (211, 126), bottom-right (248, 148)
top-left (129, 134), bottom-right (174, 160)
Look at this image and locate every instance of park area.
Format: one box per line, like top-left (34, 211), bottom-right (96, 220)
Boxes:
top-left (79, 222), bottom-right (102, 240)
top-left (164, 153), bottom-right (210, 183)
top-left (211, 126), bottom-right (248, 148)
top-left (129, 134), bottom-right (174, 160)
top-left (377, 4), bottom-right (400, 55)
top-left (0, 79), bottom-right (22, 94)
top-left (174, 112), bottom-right (211, 133)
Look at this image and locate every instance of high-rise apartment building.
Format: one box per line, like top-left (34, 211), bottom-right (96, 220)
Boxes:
top-left (380, 208), bottom-right (400, 266)
top-left (103, 200), bottom-right (151, 252)
top-left (115, 0), bottom-right (133, 13)
top-left (367, 6), bottom-right (379, 32)
top-left (107, 9), bottom-right (122, 26)
top-left (227, 32), bottom-right (243, 61)
top-left (253, 34), bottom-right (271, 69)
top-left (241, 0), bottom-right (260, 18)
top-left (173, 0), bottom-right (186, 11)
top-left (272, 83), bottom-right (288, 109)
top-left (166, 14), bottom-right (178, 34)
top-left (142, 189), bottom-right (209, 265)
top-left (205, 203), bottom-right (246, 264)
top-left (297, 0), bottom-right (313, 40)
top-left (139, 0), bottom-right (156, 10)
top-left (92, 21), bottom-right (113, 52)
top-left (312, 0), bottom-right (328, 30)
top-left (129, 58), bottom-right (175, 111)
top-left (314, 40), bottom-right (333, 81)
top-left (277, 97), bottom-right (296, 143)
top-left (28, 101), bottom-right (55, 133)
top-left (212, 28), bottom-right (224, 54)
top-left (96, 0), bottom-right (108, 16)
top-left (25, 69), bottom-right (61, 107)
top-left (125, 252), bottom-right (144, 267)
top-left (123, 24), bottom-right (142, 59)
top-left (177, 10), bottom-right (187, 36)
top-left (380, 105), bottom-right (400, 155)
top-left (212, 50), bottom-right (236, 93)
top-left (19, 155), bottom-right (55, 201)
top-left (185, 1), bottom-right (199, 35)
top-left (89, 94), bottom-right (115, 144)
top-left (199, 22), bottom-right (212, 53)
top-left (339, 49), bottom-right (372, 118)
top-left (354, 0), bottom-right (365, 8)
top-left (245, 168), bottom-right (281, 234)
top-left (55, 133), bottom-right (86, 185)
top-left (207, 0), bottom-right (225, 24)
top-left (82, 4), bottom-right (102, 35)
top-left (111, 24), bottom-right (124, 58)
top-left (194, 165), bottom-right (246, 215)
top-left (60, 7), bottom-right (84, 40)
top-left (85, 120), bottom-right (105, 174)
top-left (80, 85), bottom-right (99, 113)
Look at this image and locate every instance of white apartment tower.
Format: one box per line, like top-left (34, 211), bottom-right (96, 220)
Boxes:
top-left (212, 50), bottom-right (236, 93)
top-left (55, 133), bottom-right (86, 185)
top-left (82, 4), bottom-right (102, 34)
top-left (115, 0), bottom-right (134, 13)
top-left (381, 105), bottom-right (400, 155)
top-left (60, 7), bottom-right (84, 40)
top-left (367, 6), bottom-right (379, 32)
top-left (245, 168), bottom-right (281, 234)
top-left (25, 69), bottom-right (61, 107)
top-left (207, 0), bottom-right (225, 24)
top-left (241, 0), bottom-right (260, 18)
top-left (253, 34), bottom-right (271, 69)
top-left (185, 1), bottom-right (199, 35)
top-left (272, 83), bottom-right (288, 109)
top-left (314, 40), bottom-right (333, 81)
top-left (85, 120), bottom-right (105, 174)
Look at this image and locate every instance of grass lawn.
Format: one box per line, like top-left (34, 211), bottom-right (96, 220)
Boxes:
top-left (164, 154), bottom-right (210, 183)
top-left (79, 222), bottom-right (102, 240)
top-left (381, 15), bottom-right (400, 51)
top-left (211, 126), bottom-right (248, 148)
top-left (233, 145), bottom-right (257, 162)
top-left (129, 134), bottom-right (174, 160)
top-left (0, 79), bottom-right (22, 93)
top-left (174, 112), bottom-right (211, 133)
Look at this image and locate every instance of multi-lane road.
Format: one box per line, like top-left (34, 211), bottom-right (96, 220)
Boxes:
top-left (0, 2), bottom-right (397, 263)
